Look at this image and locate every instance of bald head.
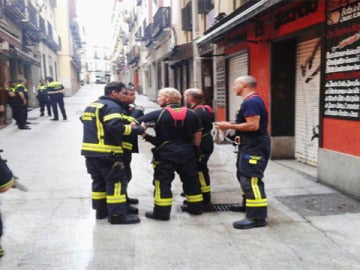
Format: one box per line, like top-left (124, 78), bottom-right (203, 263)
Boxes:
top-left (184, 88), bottom-right (204, 107)
top-left (235, 75), bottom-right (257, 88)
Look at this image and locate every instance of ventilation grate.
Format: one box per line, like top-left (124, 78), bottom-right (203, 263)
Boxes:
top-left (203, 203), bottom-right (240, 212)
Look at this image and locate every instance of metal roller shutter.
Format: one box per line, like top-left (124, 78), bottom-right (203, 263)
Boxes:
top-left (295, 38), bottom-right (321, 166)
top-left (228, 51), bottom-right (248, 122)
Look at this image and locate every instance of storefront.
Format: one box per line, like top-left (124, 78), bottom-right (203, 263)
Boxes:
top-left (319, 0), bottom-right (360, 199)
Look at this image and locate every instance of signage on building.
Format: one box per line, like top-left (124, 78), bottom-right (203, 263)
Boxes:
top-left (324, 0), bottom-right (360, 120)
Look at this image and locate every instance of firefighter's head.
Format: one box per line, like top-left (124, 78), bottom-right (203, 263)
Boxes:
top-left (157, 88), bottom-right (181, 107)
top-left (105, 81), bottom-right (128, 103)
top-left (183, 88), bottom-right (204, 108)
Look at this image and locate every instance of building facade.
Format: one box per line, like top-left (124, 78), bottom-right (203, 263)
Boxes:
top-left (113, 0), bottom-right (360, 199)
top-left (0, 0), bottom-right (82, 126)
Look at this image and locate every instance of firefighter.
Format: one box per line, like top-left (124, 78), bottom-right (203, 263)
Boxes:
top-left (121, 87), bottom-right (144, 205)
top-left (47, 77), bottom-right (67, 121)
top-left (183, 88), bottom-right (215, 204)
top-left (0, 152), bottom-right (15, 258)
top-left (0, 148), bottom-right (28, 258)
top-left (138, 88), bottom-right (203, 221)
top-left (80, 81), bottom-right (145, 225)
top-left (215, 75), bottom-right (271, 229)
top-left (14, 79), bottom-right (31, 129)
top-left (5, 80), bottom-right (20, 126)
top-left (37, 79), bottom-right (52, 117)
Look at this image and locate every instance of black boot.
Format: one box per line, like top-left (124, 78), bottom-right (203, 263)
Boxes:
top-left (96, 208), bottom-right (108, 220)
top-left (180, 205), bottom-right (202, 215)
top-left (126, 195), bottom-right (139, 205)
top-left (145, 211), bottom-right (170, 221)
top-left (108, 214), bottom-right (140, 225)
top-left (126, 205), bottom-right (139, 214)
top-left (233, 218), bottom-right (266, 229)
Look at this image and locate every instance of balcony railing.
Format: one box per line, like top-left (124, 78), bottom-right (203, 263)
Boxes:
top-left (152, 7), bottom-right (170, 39)
top-left (70, 19), bottom-right (82, 47)
top-left (198, 0), bottom-right (213, 14)
top-left (3, 0), bottom-right (25, 21)
top-left (144, 23), bottom-right (153, 47)
top-left (41, 22), bottom-right (60, 52)
top-left (182, 3), bottom-right (192, 31)
top-left (22, 1), bottom-right (39, 34)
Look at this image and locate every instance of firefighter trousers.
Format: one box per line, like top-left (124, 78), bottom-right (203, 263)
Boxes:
top-left (85, 157), bottom-right (127, 216)
top-left (152, 157), bottom-right (203, 216)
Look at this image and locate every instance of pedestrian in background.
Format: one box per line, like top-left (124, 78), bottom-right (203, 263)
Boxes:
top-left (37, 79), bottom-right (52, 117)
top-left (80, 81), bottom-right (145, 225)
top-left (138, 88), bottom-right (203, 221)
top-left (5, 80), bottom-right (20, 127)
top-left (47, 77), bottom-right (67, 121)
top-left (14, 79), bottom-right (31, 130)
top-left (183, 88), bottom-right (214, 205)
top-left (215, 75), bottom-right (271, 229)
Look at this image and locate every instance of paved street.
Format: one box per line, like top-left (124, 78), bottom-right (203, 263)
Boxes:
top-left (0, 84), bottom-right (360, 270)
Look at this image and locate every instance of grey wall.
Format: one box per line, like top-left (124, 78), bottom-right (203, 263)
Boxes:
top-left (318, 148), bottom-right (360, 200)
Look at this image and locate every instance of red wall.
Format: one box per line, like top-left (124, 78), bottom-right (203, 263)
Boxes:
top-left (323, 119), bottom-right (360, 156)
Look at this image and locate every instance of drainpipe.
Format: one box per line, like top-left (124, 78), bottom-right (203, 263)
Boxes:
top-left (192, 0), bottom-right (200, 88)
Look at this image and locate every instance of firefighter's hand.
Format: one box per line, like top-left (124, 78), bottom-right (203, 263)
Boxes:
top-left (0, 105), bottom-right (4, 112)
top-left (214, 121), bottom-right (232, 130)
top-left (132, 125), bottom-right (145, 135)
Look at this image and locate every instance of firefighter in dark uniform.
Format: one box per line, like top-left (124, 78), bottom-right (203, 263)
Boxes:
top-left (5, 80), bottom-right (20, 126)
top-left (0, 147), bottom-right (28, 258)
top-left (37, 79), bottom-right (52, 117)
top-left (47, 77), bottom-right (67, 121)
top-left (0, 149), bottom-right (15, 258)
top-left (15, 79), bottom-right (31, 129)
top-left (80, 81), bottom-right (145, 225)
top-left (138, 88), bottom-right (204, 221)
top-left (183, 88), bottom-right (215, 204)
top-left (0, 155), bottom-right (15, 258)
top-left (215, 75), bottom-right (270, 229)
top-left (121, 87), bottom-right (144, 205)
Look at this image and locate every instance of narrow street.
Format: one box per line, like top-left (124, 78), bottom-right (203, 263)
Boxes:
top-left (0, 84), bottom-right (360, 270)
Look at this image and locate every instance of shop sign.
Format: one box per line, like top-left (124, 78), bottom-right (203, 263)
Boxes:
top-left (324, 0), bottom-right (360, 120)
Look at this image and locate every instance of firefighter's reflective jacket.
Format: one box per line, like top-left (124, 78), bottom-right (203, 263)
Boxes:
top-left (80, 96), bottom-right (144, 158)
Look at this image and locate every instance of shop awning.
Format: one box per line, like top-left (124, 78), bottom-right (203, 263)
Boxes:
top-left (10, 47), bottom-right (40, 65)
top-left (166, 42), bottom-right (193, 61)
top-left (197, 0), bottom-right (282, 46)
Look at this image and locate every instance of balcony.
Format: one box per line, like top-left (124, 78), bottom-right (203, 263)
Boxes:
top-left (70, 19), bottom-right (82, 48)
top-left (182, 3), bottom-right (192, 31)
top-left (38, 16), bottom-right (46, 40)
top-left (41, 22), bottom-right (60, 52)
top-left (152, 7), bottom-right (170, 39)
top-left (198, 0), bottom-right (213, 14)
top-left (144, 23), bottom-right (153, 47)
top-left (3, 0), bottom-right (26, 22)
top-left (127, 45), bottom-right (140, 65)
top-left (21, 2), bottom-right (39, 35)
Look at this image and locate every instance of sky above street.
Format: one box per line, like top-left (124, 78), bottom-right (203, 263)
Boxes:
top-left (77, 0), bottom-right (113, 47)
